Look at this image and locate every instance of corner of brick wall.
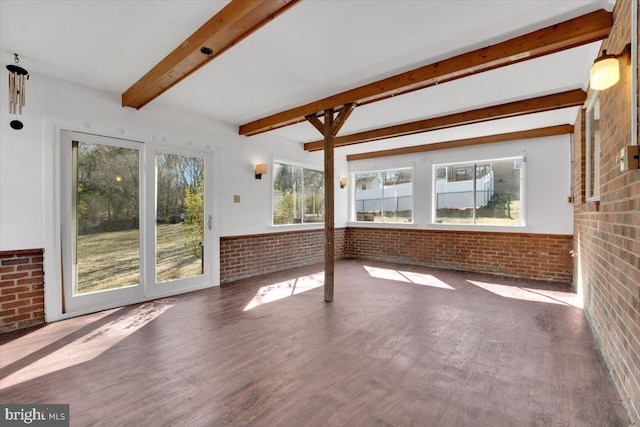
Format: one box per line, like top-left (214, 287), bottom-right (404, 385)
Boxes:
top-left (1, 249), bottom-right (45, 333)
top-left (220, 228), bottom-right (347, 284)
top-left (572, 0), bottom-right (640, 423)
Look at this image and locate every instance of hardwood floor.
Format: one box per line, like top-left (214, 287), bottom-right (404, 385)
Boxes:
top-left (0, 259), bottom-right (629, 426)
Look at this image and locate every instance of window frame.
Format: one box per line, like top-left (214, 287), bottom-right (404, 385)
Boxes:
top-left (585, 92), bottom-right (601, 202)
top-left (351, 167), bottom-right (414, 224)
top-left (432, 156), bottom-right (525, 227)
top-left (271, 159), bottom-right (325, 227)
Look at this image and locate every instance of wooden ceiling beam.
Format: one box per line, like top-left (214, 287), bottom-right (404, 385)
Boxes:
top-left (305, 114), bottom-right (325, 135)
top-left (331, 103), bottom-right (356, 137)
top-left (346, 125), bottom-right (574, 161)
top-left (305, 102), bottom-right (356, 136)
top-left (239, 9), bottom-right (611, 136)
top-left (304, 89), bottom-right (586, 151)
top-left (122, 0), bottom-right (300, 109)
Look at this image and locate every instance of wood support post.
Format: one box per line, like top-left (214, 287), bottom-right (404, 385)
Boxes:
top-left (306, 105), bottom-right (354, 302)
top-left (323, 109), bottom-right (335, 302)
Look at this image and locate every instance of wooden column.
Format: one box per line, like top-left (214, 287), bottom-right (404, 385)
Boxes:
top-left (323, 109), bottom-right (335, 302)
top-left (305, 103), bottom-right (355, 302)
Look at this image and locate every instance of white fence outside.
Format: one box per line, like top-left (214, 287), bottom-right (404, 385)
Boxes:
top-left (355, 183), bottom-right (412, 213)
top-left (435, 172), bottom-right (494, 209)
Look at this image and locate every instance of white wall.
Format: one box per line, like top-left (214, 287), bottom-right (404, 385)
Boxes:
top-left (343, 134), bottom-right (574, 235)
top-left (217, 137), bottom-right (349, 237)
top-left (0, 66), bottom-right (571, 248)
top-left (0, 68), bottom-right (350, 252)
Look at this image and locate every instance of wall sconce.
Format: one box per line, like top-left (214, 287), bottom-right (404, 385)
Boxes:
top-left (255, 163), bottom-right (267, 179)
top-left (6, 53), bottom-right (29, 130)
top-left (590, 43), bottom-right (631, 91)
top-left (340, 177), bottom-right (348, 189)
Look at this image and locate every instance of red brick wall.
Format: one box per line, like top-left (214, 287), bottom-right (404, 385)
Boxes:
top-left (220, 228), bottom-right (347, 283)
top-left (573, 1), bottom-right (640, 423)
top-left (0, 249), bottom-right (45, 333)
top-left (220, 227), bottom-right (573, 285)
top-left (348, 227), bottom-right (572, 282)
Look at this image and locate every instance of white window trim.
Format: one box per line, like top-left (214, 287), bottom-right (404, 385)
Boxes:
top-left (585, 92), bottom-right (601, 202)
top-left (351, 167), bottom-right (414, 224)
top-left (431, 156), bottom-right (526, 227)
top-left (271, 158), bottom-right (325, 228)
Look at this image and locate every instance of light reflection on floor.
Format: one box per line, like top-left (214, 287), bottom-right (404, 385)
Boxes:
top-left (243, 272), bottom-right (324, 311)
top-left (0, 300), bottom-right (173, 388)
top-left (363, 265), bottom-right (455, 290)
top-left (467, 280), bottom-right (583, 308)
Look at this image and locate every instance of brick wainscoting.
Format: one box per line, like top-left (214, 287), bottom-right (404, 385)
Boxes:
top-left (221, 227), bottom-right (572, 284)
top-left (348, 227), bottom-right (573, 282)
top-left (0, 249), bottom-right (45, 333)
top-left (220, 228), bottom-right (347, 283)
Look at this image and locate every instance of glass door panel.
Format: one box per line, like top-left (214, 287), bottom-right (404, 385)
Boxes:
top-left (73, 141), bottom-right (141, 294)
top-left (155, 153), bottom-right (205, 283)
top-left (62, 131), bottom-right (145, 315)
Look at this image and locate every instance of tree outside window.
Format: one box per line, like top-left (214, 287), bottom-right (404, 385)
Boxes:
top-left (273, 162), bottom-right (324, 225)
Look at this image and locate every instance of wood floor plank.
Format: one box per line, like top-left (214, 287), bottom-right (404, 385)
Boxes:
top-left (0, 259), bottom-right (630, 426)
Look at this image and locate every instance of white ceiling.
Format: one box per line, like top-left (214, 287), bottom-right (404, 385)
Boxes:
top-left (0, 0), bottom-right (613, 149)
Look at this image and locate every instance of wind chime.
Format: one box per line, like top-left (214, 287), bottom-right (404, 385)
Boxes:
top-left (6, 53), bottom-right (29, 130)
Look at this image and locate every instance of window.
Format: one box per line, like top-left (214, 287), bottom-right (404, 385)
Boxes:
top-left (354, 169), bottom-right (413, 223)
top-left (586, 93), bottom-right (601, 200)
top-left (433, 157), bottom-right (523, 226)
top-left (272, 162), bottom-right (324, 225)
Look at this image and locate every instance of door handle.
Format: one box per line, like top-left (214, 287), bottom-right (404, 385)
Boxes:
top-left (207, 214), bottom-right (213, 230)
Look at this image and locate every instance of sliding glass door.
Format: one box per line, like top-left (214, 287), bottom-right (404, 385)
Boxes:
top-left (149, 149), bottom-right (209, 296)
top-left (61, 131), bottom-right (212, 314)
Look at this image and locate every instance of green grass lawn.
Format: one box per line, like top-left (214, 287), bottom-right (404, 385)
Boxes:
top-left (156, 223), bottom-right (203, 283)
top-left (77, 223), bottom-right (202, 294)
